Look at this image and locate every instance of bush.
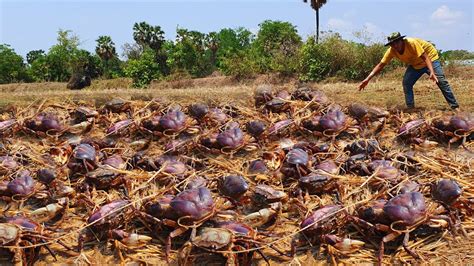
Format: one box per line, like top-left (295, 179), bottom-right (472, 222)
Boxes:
top-left (0, 44), bottom-right (29, 84)
top-left (252, 20), bottom-right (302, 75)
top-left (124, 48), bottom-right (161, 87)
top-left (299, 33), bottom-right (393, 81)
top-left (219, 50), bottom-right (256, 79)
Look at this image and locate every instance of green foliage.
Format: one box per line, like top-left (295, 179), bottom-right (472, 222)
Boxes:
top-left (167, 28), bottom-right (213, 77)
top-left (219, 50), bottom-right (257, 79)
top-left (441, 50), bottom-right (474, 60)
top-left (26, 50), bottom-right (45, 65)
top-left (252, 20), bottom-right (302, 75)
top-left (96, 36), bottom-right (117, 61)
top-left (124, 48), bottom-right (161, 87)
top-left (96, 35), bottom-right (118, 78)
top-left (2, 20), bottom-right (435, 85)
top-left (0, 44), bottom-right (28, 84)
top-left (133, 22), bottom-right (165, 51)
top-left (215, 27), bottom-right (253, 73)
top-left (299, 33), bottom-right (389, 81)
top-left (122, 42), bottom-right (143, 60)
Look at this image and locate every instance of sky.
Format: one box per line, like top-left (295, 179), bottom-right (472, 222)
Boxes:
top-left (0, 0), bottom-right (473, 58)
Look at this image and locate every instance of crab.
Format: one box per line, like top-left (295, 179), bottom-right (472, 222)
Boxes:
top-left (85, 168), bottom-right (131, 193)
top-left (292, 204), bottom-right (364, 256)
top-left (163, 187), bottom-right (216, 262)
top-left (430, 112), bottom-right (473, 149)
top-left (0, 155), bottom-right (19, 175)
top-left (348, 103), bottom-right (389, 135)
top-left (353, 192), bottom-right (453, 264)
top-left (141, 109), bottom-right (199, 137)
top-left (200, 123), bottom-right (258, 154)
top-left (78, 199), bottom-right (134, 251)
top-left (23, 113), bottom-right (65, 136)
top-left (102, 98), bottom-right (132, 114)
top-left (397, 118), bottom-right (428, 144)
top-left (106, 119), bottom-right (136, 136)
top-left (0, 216), bottom-right (67, 265)
top-left (219, 175), bottom-right (249, 201)
top-left (0, 170), bottom-right (38, 202)
top-left (292, 87), bottom-right (329, 107)
top-left (298, 173), bottom-right (340, 196)
top-left (302, 106), bottom-right (358, 138)
top-left (0, 119), bottom-right (20, 137)
top-left (279, 148), bottom-right (311, 181)
top-left (431, 179), bottom-right (473, 232)
top-left (179, 221), bottom-right (285, 266)
top-left (67, 143), bottom-right (98, 176)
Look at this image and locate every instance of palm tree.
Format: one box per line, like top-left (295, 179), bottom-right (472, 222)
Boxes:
top-left (96, 36), bottom-right (116, 61)
top-left (133, 22), bottom-right (165, 51)
top-left (303, 0), bottom-right (328, 43)
top-left (95, 36), bottom-right (116, 78)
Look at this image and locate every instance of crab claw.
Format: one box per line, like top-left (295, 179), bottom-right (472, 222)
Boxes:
top-left (323, 234), bottom-right (365, 253)
top-left (109, 229), bottom-right (152, 246)
top-left (428, 218), bottom-right (449, 228)
top-left (243, 202), bottom-right (280, 227)
top-left (31, 198), bottom-right (68, 220)
top-left (185, 126), bottom-right (201, 134)
top-left (243, 143), bottom-right (259, 152)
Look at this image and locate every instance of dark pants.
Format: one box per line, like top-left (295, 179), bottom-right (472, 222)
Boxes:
top-left (402, 60), bottom-right (459, 109)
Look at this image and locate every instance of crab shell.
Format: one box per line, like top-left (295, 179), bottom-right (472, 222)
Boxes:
top-left (170, 187), bottom-right (215, 221)
top-left (431, 179), bottom-right (462, 205)
top-left (159, 110), bottom-right (186, 132)
top-left (383, 192), bottom-right (426, 226)
top-left (217, 127), bottom-right (244, 149)
top-left (87, 200), bottom-right (130, 225)
top-left (220, 175), bottom-right (249, 199)
top-left (319, 109), bottom-right (347, 133)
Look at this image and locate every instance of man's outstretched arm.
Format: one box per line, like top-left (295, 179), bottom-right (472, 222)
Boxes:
top-left (358, 62), bottom-right (386, 91)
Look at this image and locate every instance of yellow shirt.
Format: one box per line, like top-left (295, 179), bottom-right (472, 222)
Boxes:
top-left (381, 37), bottom-right (439, 69)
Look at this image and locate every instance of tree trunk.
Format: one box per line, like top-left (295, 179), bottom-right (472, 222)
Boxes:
top-left (315, 7), bottom-right (320, 43)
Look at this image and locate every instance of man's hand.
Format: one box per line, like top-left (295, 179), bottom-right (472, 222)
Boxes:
top-left (429, 73), bottom-right (439, 84)
top-left (358, 79), bottom-right (370, 91)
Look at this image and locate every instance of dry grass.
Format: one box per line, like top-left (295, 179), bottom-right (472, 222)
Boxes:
top-left (0, 67), bottom-right (472, 112)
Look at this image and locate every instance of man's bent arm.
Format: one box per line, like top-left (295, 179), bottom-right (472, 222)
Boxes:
top-left (420, 52), bottom-right (438, 83)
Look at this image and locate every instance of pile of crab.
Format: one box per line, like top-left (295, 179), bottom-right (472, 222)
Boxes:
top-left (0, 85), bottom-right (473, 265)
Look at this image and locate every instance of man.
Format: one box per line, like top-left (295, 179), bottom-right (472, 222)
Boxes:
top-left (358, 32), bottom-right (459, 110)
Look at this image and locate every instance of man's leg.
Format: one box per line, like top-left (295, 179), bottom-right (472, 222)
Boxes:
top-left (429, 60), bottom-right (460, 109)
top-left (402, 65), bottom-right (424, 108)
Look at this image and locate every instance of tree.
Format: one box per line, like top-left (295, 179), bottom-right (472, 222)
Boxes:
top-left (205, 32), bottom-right (219, 68)
top-left (26, 50), bottom-right (45, 65)
top-left (44, 29), bottom-right (81, 81)
top-left (252, 20), bottom-right (302, 75)
top-left (132, 22), bottom-right (168, 75)
top-left (96, 36), bottom-right (117, 78)
top-left (95, 36), bottom-right (116, 61)
top-left (215, 27), bottom-right (254, 75)
top-left (133, 22), bottom-right (165, 51)
top-left (303, 0), bottom-right (328, 43)
top-left (124, 48), bottom-right (161, 87)
top-left (167, 28), bottom-right (212, 77)
top-left (122, 42), bottom-right (143, 60)
top-left (0, 44), bottom-right (28, 84)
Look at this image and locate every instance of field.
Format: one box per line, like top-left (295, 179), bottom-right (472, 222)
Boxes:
top-left (0, 66), bottom-right (473, 265)
top-left (0, 66), bottom-right (473, 111)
